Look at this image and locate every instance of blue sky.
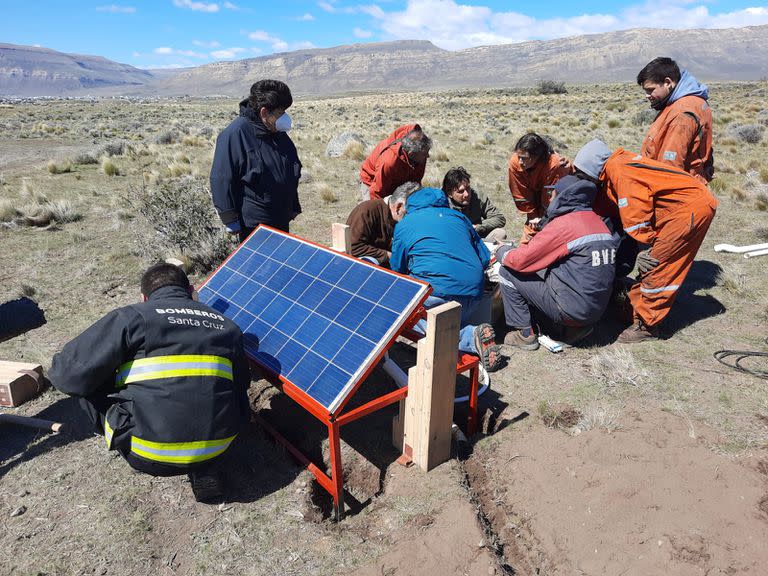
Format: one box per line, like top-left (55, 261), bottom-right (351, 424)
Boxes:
top-left (2, 0), bottom-right (767, 69)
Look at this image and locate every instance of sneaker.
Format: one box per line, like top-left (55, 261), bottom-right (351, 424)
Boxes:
top-left (617, 320), bottom-right (657, 343)
top-left (503, 329), bottom-right (540, 351)
top-left (473, 323), bottom-right (503, 372)
top-left (189, 466), bottom-right (225, 504)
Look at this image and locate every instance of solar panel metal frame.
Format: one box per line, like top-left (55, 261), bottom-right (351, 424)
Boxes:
top-left (197, 225), bottom-right (431, 417)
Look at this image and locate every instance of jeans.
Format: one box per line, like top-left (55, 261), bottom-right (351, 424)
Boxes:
top-left (412, 294), bottom-right (483, 354)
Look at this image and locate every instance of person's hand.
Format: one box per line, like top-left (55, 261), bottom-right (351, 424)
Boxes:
top-left (495, 243), bottom-right (514, 264)
top-left (224, 221), bottom-right (241, 234)
top-left (528, 217), bottom-right (542, 231)
top-left (559, 156), bottom-right (571, 169)
top-left (636, 248), bottom-right (659, 275)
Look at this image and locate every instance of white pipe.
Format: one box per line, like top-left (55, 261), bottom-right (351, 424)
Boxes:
top-left (714, 242), bottom-right (768, 254)
top-left (381, 353), bottom-right (489, 403)
top-left (744, 248), bottom-right (768, 258)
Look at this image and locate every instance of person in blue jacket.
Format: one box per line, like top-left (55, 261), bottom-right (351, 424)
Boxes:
top-left (390, 187), bottom-right (503, 372)
top-left (210, 79), bottom-right (302, 241)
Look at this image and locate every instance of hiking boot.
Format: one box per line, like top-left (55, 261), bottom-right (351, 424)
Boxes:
top-left (189, 466), bottom-right (225, 504)
top-left (560, 325), bottom-right (594, 347)
top-left (473, 323), bottom-right (503, 372)
top-left (617, 320), bottom-right (657, 343)
top-left (503, 329), bottom-right (540, 351)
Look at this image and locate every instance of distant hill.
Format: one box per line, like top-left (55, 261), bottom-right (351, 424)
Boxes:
top-left (0, 43), bottom-right (153, 96)
top-left (2, 25), bottom-right (767, 97)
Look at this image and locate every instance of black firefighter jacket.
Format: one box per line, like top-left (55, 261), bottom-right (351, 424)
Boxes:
top-left (210, 99), bottom-right (302, 232)
top-left (49, 285), bottom-right (251, 469)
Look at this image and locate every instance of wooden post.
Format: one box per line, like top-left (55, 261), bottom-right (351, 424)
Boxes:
top-left (402, 301), bottom-right (461, 471)
top-left (331, 223), bottom-right (351, 254)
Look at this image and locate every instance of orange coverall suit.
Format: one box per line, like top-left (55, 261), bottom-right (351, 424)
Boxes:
top-left (600, 149), bottom-right (717, 327)
top-left (508, 152), bottom-right (572, 243)
top-left (359, 123), bottom-right (426, 200)
top-left (641, 95), bottom-right (713, 184)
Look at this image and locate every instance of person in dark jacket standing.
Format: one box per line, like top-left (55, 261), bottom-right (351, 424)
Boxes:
top-left (495, 175), bottom-right (618, 350)
top-left (210, 79), bottom-right (302, 241)
top-left (49, 263), bottom-right (251, 503)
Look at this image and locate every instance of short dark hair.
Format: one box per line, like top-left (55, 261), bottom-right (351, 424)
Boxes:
top-left (248, 79), bottom-right (293, 112)
top-left (140, 262), bottom-right (190, 297)
top-left (636, 57), bottom-right (681, 85)
top-left (442, 166), bottom-right (471, 193)
top-left (514, 133), bottom-right (553, 161)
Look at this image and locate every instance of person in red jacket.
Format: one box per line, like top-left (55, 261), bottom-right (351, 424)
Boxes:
top-left (637, 57), bottom-right (713, 184)
top-left (573, 139), bottom-right (718, 343)
top-left (496, 175), bottom-right (618, 350)
top-left (508, 133), bottom-right (572, 244)
top-left (359, 124), bottom-right (431, 201)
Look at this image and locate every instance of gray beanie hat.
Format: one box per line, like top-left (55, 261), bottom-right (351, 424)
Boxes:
top-left (574, 139), bottom-right (611, 180)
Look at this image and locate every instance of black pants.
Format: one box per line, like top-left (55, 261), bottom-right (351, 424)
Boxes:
top-left (79, 394), bottom-right (212, 477)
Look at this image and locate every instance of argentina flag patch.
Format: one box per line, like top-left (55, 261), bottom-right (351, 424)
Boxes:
top-left (663, 150), bottom-right (677, 161)
top-left (618, 198), bottom-right (628, 208)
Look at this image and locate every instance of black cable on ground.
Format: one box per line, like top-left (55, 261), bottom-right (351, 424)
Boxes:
top-left (713, 337), bottom-right (768, 380)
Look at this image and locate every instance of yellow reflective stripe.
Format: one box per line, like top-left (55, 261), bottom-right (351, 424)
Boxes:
top-left (104, 420), bottom-right (114, 449)
top-left (122, 368), bottom-right (233, 383)
top-left (130, 434), bottom-right (236, 464)
top-left (116, 354), bottom-right (234, 386)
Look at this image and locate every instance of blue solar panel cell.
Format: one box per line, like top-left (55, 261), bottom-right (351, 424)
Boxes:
top-left (198, 227), bottom-right (429, 413)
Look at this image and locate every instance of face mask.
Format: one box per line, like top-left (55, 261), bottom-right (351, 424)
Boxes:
top-left (275, 112), bottom-right (292, 132)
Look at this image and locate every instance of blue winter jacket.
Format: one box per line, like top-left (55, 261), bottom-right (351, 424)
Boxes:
top-left (210, 99), bottom-right (302, 232)
top-left (391, 187), bottom-right (490, 298)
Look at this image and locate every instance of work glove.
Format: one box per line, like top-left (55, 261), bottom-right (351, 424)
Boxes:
top-left (494, 243), bottom-right (514, 265)
top-left (224, 221), bottom-right (241, 234)
top-left (636, 247), bottom-right (660, 275)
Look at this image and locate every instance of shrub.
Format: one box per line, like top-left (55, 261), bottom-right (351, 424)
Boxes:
top-left (47, 199), bottom-right (83, 223)
top-left (73, 152), bottom-right (99, 165)
top-left (316, 183), bottom-right (338, 204)
top-left (101, 141), bottom-right (129, 157)
top-left (102, 157), bottom-right (119, 176)
top-left (0, 199), bottom-right (20, 222)
top-left (589, 347), bottom-right (648, 390)
top-left (155, 130), bottom-right (178, 145)
top-left (537, 80), bottom-right (567, 95)
top-left (607, 119), bottom-right (621, 129)
top-left (47, 160), bottom-right (72, 174)
top-left (726, 123), bottom-right (765, 144)
top-left (342, 140), bottom-right (366, 161)
top-left (126, 178), bottom-right (232, 273)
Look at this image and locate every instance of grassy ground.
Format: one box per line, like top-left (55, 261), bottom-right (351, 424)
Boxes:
top-left (1, 82), bottom-right (767, 575)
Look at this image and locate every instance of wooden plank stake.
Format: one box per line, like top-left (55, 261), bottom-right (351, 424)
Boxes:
top-left (331, 223), bottom-right (351, 254)
top-left (402, 301), bottom-right (461, 471)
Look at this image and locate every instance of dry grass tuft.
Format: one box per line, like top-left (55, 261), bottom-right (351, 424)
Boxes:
top-left (0, 199), bottom-right (21, 222)
top-left (316, 182), bottom-right (339, 203)
top-left (716, 264), bottom-right (748, 295)
top-left (589, 347), bottom-right (648, 389)
top-left (46, 199), bottom-right (83, 224)
top-left (102, 157), bottom-right (119, 176)
top-left (342, 140), bottom-right (366, 161)
top-left (576, 403), bottom-right (622, 432)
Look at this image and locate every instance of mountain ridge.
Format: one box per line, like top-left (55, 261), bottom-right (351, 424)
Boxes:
top-left (1, 26), bottom-right (767, 97)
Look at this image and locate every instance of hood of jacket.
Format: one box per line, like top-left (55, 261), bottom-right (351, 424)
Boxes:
top-left (668, 70), bottom-right (709, 105)
top-left (239, 98), bottom-right (274, 138)
top-left (574, 139), bottom-right (612, 181)
top-left (406, 187), bottom-right (448, 213)
top-left (544, 175), bottom-right (596, 221)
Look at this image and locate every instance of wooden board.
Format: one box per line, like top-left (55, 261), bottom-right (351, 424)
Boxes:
top-left (0, 360), bottom-right (44, 407)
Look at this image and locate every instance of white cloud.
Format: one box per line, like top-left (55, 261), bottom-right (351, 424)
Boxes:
top-left (248, 30), bottom-right (282, 43)
top-left (298, 12), bottom-right (315, 21)
top-left (146, 63), bottom-right (189, 69)
top-left (293, 41), bottom-right (317, 50)
top-left (360, 0), bottom-right (768, 50)
top-left (318, 1), bottom-right (335, 13)
top-left (154, 46), bottom-right (174, 55)
top-left (153, 46), bottom-right (207, 58)
top-left (223, 1), bottom-right (240, 9)
top-left (353, 27), bottom-right (373, 38)
top-left (193, 39), bottom-right (221, 48)
top-left (211, 47), bottom-right (246, 59)
top-left (96, 4), bottom-right (136, 13)
top-left (172, 0), bottom-right (219, 13)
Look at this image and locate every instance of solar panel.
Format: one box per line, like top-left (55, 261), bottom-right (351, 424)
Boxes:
top-left (198, 226), bottom-right (430, 414)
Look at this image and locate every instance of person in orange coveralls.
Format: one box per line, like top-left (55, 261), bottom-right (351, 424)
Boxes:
top-left (637, 57), bottom-right (713, 184)
top-left (507, 133), bottom-right (572, 243)
top-left (359, 124), bottom-right (432, 201)
top-left (573, 139), bottom-right (717, 343)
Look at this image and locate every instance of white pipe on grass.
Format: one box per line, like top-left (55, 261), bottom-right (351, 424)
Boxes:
top-left (714, 242), bottom-right (768, 254)
top-left (744, 248), bottom-right (768, 258)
